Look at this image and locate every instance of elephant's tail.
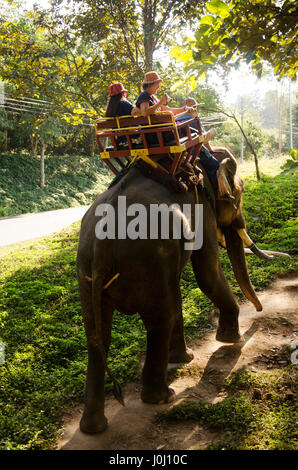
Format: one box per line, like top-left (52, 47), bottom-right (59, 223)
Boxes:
top-left (92, 274), bottom-right (125, 406)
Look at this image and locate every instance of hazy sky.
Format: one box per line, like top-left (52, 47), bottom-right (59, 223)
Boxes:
top-left (208, 64), bottom-right (287, 107)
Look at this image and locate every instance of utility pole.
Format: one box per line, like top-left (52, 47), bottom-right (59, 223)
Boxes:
top-left (240, 97), bottom-right (244, 163)
top-left (289, 79), bottom-right (293, 149)
top-left (278, 87), bottom-right (283, 154)
top-left (0, 82), bottom-right (4, 106)
top-left (0, 82), bottom-right (8, 151)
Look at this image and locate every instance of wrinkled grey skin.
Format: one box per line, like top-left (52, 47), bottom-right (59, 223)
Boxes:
top-left (77, 150), bottom-right (260, 433)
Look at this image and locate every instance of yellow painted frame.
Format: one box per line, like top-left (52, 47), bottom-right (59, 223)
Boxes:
top-left (94, 112), bottom-right (178, 134)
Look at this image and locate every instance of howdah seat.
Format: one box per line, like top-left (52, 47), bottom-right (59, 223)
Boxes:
top-left (94, 112), bottom-right (205, 176)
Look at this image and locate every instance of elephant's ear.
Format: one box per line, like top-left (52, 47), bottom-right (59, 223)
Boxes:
top-left (211, 146), bottom-right (241, 195)
top-left (211, 145), bottom-right (237, 165)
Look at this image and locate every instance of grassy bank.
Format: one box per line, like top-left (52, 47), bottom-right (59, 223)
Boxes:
top-left (0, 153), bottom-right (290, 218)
top-left (156, 367), bottom-right (297, 450)
top-left (0, 157), bottom-right (297, 449)
top-left (0, 153), bottom-right (112, 217)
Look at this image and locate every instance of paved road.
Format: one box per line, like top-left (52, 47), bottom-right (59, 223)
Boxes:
top-left (0, 206), bottom-right (89, 247)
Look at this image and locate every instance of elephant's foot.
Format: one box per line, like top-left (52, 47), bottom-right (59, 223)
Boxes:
top-left (80, 410), bottom-right (108, 434)
top-left (216, 326), bottom-right (241, 344)
top-left (141, 386), bottom-right (176, 405)
top-left (169, 347), bottom-right (194, 364)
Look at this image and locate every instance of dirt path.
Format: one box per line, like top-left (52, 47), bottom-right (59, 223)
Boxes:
top-left (57, 273), bottom-right (298, 450)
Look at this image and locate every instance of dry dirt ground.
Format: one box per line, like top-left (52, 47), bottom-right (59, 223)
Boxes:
top-left (57, 273), bottom-right (298, 451)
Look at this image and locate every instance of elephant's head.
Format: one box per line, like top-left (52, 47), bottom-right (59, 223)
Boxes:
top-left (212, 147), bottom-right (278, 312)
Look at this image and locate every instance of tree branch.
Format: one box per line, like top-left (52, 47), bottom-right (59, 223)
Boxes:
top-left (202, 106), bottom-right (261, 180)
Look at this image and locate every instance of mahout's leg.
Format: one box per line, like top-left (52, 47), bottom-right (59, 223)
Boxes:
top-left (78, 275), bottom-right (113, 433)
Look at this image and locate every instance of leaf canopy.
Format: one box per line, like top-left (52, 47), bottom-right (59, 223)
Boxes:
top-left (172, 0), bottom-right (298, 80)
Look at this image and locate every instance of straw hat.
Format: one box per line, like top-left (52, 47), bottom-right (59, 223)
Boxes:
top-left (142, 71), bottom-right (163, 86)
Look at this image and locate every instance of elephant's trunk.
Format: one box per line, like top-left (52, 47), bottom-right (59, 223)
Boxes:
top-left (223, 227), bottom-right (263, 311)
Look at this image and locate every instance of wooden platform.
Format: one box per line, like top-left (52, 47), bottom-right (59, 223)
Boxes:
top-left (94, 112), bottom-right (204, 176)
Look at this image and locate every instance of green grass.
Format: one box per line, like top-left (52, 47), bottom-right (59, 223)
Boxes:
top-left (0, 226), bottom-right (147, 449)
top-left (0, 153), bottom-right (112, 217)
top-left (0, 157), bottom-right (297, 449)
top-left (237, 154), bottom-right (291, 179)
top-left (157, 367), bottom-right (298, 450)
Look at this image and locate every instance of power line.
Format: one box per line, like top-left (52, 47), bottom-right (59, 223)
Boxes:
top-left (201, 120), bottom-right (227, 125)
top-left (1, 95), bottom-right (296, 131)
top-left (5, 97), bottom-right (53, 109)
top-left (5, 94), bottom-right (92, 114)
top-left (0, 104), bottom-right (94, 126)
top-left (0, 104), bottom-right (39, 114)
top-left (3, 103), bottom-right (50, 113)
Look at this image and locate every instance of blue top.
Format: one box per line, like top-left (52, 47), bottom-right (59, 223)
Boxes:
top-left (116, 99), bottom-right (134, 115)
top-left (112, 100), bottom-right (134, 146)
top-left (175, 113), bottom-right (205, 132)
top-left (136, 91), bottom-right (161, 111)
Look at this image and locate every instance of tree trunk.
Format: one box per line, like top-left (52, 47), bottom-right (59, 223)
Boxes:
top-left (240, 102), bottom-right (244, 163)
top-left (30, 135), bottom-right (39, 156)
top-left (40, 140), bottom-right (46, 188)
top-left (3, 129), bottom-right (8, 152)
top-left (207, 107), bottom-right (261, 181)
top-left (232, 114), bottom-right (261, 180)
top-left (143, 1), bottom-right (154, 71)
top-left (90, 128), bottom-right (96, 156)
top-left (278, 93), bottom-right (282, 154)
top-left (289, 80), bottom-right (293, 149)
top-left (144, 40), bottom-right (154, 71)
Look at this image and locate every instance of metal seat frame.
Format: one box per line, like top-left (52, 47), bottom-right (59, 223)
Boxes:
top-left (94, 112), bottom-right (205, 176)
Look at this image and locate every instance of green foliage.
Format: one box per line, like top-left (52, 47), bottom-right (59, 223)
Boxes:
top-left (242, 172), bottom-right (297, 254)
top-left (0, 153), bottom-right (112, 217)
top-left (169, 80), bottom-right (222, 113)
top-left (0, 0), bottom-right (206, 126)
top-left (206, 0), bottom-right (230, 17)
top-left (215, 120), bottom-right (279, 158)
top-left (0, 109), bottom-right (99, 156)
top-left (69, 0), bottom-right (205, 72)
top-left (281, 148), bottom-right (298, 173)
top-left (156, 395), bottom-right (255, 432)
top-left (157, 366), bottom-right (298, 450)
top-left (171, 0), bottom-right (298, 80)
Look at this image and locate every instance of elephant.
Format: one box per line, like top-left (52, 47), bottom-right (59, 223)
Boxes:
top-left (76, 147), bottom-right (272, 434)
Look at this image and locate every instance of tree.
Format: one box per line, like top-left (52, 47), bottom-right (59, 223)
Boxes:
top-left (0, 13), bottom-right (88, 186)
top-left (191, 0), bottom-right (298, 80)
top-left (0, 109), bottom-right (12, 151)
top-left (168, 78), bottom-right (222, 112)
top-left (67, 0), bottom-right (205, 72)
top-left (0, 9), bottom-right (109, 119)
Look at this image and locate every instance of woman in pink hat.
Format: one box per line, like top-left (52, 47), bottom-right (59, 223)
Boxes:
top-left (105, 82), bottom-right (139, 117)
top-left (105, 82), bottom-right (140, 149)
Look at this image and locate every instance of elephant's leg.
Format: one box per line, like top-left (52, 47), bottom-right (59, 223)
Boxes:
top-left (168, 291), bottom-right (194, 364)
top-left (78, 277), bottom-right (113, 433)
top-left (140, 300), bottom-right (177, 404)
top-left (192, 253), bottom-right (241, 343)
